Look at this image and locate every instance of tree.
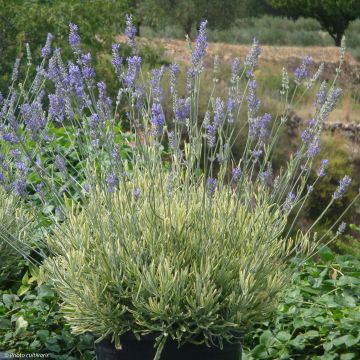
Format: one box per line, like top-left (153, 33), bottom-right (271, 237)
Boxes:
top-left (268, 0), bottom-right (360, 46)
top-left (143, 0), bottom-right (241, 37)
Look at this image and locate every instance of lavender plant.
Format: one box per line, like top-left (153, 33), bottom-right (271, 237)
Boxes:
top-left (1, 16), bottom-right (358, 359)
top-left (0, 188), bottom-right (35, 287)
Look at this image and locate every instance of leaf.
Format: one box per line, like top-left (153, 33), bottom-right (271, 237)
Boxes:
top-left (259, 330), bottom-right (275, 347)
top-left (276, 331), bottom-right (292, 342)
top-left (251, 344), bottom-right (268, 358)
top-left (340, 353), bottom-right (357, 360)
top-left (36, 330), bottom-right (50, 342)
top-left (0, 318), bottom-right (12, 329)
top-left (17, 285), bottom-right (31, 297)
top-left (2, 294), bottom-right (19, 309)
top-left (318, 245), bottom-right (335, 262)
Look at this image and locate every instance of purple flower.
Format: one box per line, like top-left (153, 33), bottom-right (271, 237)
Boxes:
top-left (252, 149), bottom-right (263, 158)
top-left (231, 58), bottom-right (242, 81)
top-left (21, 101), bottom-right (47, 139)
top-left (246, 80), bottom-right (261, 117)
top-left (336, 222), bottom-right (346, 236)
top-left (317, 159), bottom-right (328, 177)
top-left (315, 81), bottom-right (327, 109)
top-left (111, 144), bottom-right (121, 162)
top-left (175, 97), bottom-right (190, 123)
top-left (81, 52), bottom-right (96, 84)
top-left (97, 82), bottom-right (112, 120)
top-left (169, 63), bottom-right (180, 95)
top-left (48, 92), bottom-right (65, 122)
top-left (68, 61), bottom-right (85, 100)
top-left (168, 131), bottom-right (177, 150)
top-left (207, 177), bottom-right (218, 199)
top-left (206, 123), bottom-right (217, 148)
top-left (333, 175), bottom-right (352, 200)
top-left (149, 67), bottom-right (164, 102)
top-left (232, 167), bottom-right (242, 183)
top-left (192, 20), bottom-right (208, 70)
top-left (249, 113), bottom-right (272, 140)
top-left (13, 176), bottom-right (27, 198)
top-left (69, 23), bottom-right (81, 52)
top-left (111, 44), bottom-right (123, 76)
top-left (283, 191), bottom-right (296, 212)
top-left (227, 95), bottom-right (239, 123)
top-left (319, 87), bottom-right (342, 121)
top-left (259, 163), bottom-right (272, 186)
top-left (151, 103), bottom-right (165, 138)
top-left (36, 182), bottom-right (45, 198)
top-left (213, 98), bottom-right (225, 126)
top-left (244, 38), bottom-right (260, 76)
top-left (134, 85), bottom-right (145, 110)
top-left (106, 172), bottom-right (118, 193)
top-left (124, 56), bottom-right (142, 90)
top-left (0, 92), bottom-right (3, 104)
top-left (0, 172), bottom-right (4, 184)
top-left (125, 14), bottom-right (138, 52)
top-left (133, 187), bottom-right (141, 201)
top-left (294, 56), bottom-right (313, 84)
top-left (41, 33), bottom-right (54, 58)
top-left (307, 137), bottom-right (320, 158)
top-left (55, 155), bottom-right (66, 172)
top-left (2, 132), bottom-right (18, 144)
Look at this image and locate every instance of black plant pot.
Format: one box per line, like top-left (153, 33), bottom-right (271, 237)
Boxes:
top-left (95, 333), bottom-right (242, 360)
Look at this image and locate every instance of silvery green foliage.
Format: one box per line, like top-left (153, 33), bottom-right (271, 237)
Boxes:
top-left (0, 17), bottom-right (358, 360)
top-left (0, 189), bottom-right (34, 285)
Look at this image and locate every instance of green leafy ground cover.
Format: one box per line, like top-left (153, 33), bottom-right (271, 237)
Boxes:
top-left (1, 247), bottom-right (359, 359)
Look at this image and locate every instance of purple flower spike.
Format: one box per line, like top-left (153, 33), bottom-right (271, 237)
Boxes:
top-left (283, 191), bottom-right (296, 212)
top-left (41, 33), bottom-right (54, 58)
top-left (232, 167), bottom-right (242, 183)
top-left (125, 14), bottom-right (138, 52)
top-left (192, 20), bottom-right (208, 70)
top-left (294, 56), bottom-right (313, 84)
top-left (244, 38), bottom-right (261, 77)
top-left (112, 44), bottom-right (123, 76)
top-left (151, 103), bottom-right (165, 138)
top-left (206, 123), bottom-right (217, 148)
top-left (317, 159), bottom-right (329, 177)
top-left (69, 23), bottom-right (81, 52)
top-left (106, 172), bottom-right (118, 193)
top-left (133, 187), bottom-right (141, 202)
top-left (124, 56), bottom-right (142, 90)
top-left (169, 63), bottom-right (180, 95)
top-left (333, 175), bottom-right (352, 200)
top-left (336, 222), bottom-right (346, 236)
top-left (207, 177), bottom-right (218, 199)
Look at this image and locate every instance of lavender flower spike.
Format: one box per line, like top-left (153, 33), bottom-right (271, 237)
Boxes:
top-left (125, 14), bottom-right (138, 53)
top-left (244, 38), bottom-right (261, 77)
top-left (317, 159), bottom-right (329, 177)
top-left (294, 56), bottom-right (313, 84)
top-left (192, 20), bottom-right (208, 71)
top-left (69, 23), bottom-right (81, 52)
top-left (336, 222), bottom-right (346, 236)
top-left (333, 175), bottom-right (352, 200)
top-left (41, 33), bottom-right (54, 58)
top-left (151, 103), bottom-right (165, 138)
top-left (133, 188), bottom-right (141, 202)
top-left (207, 177), bottom-right (218, 199)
